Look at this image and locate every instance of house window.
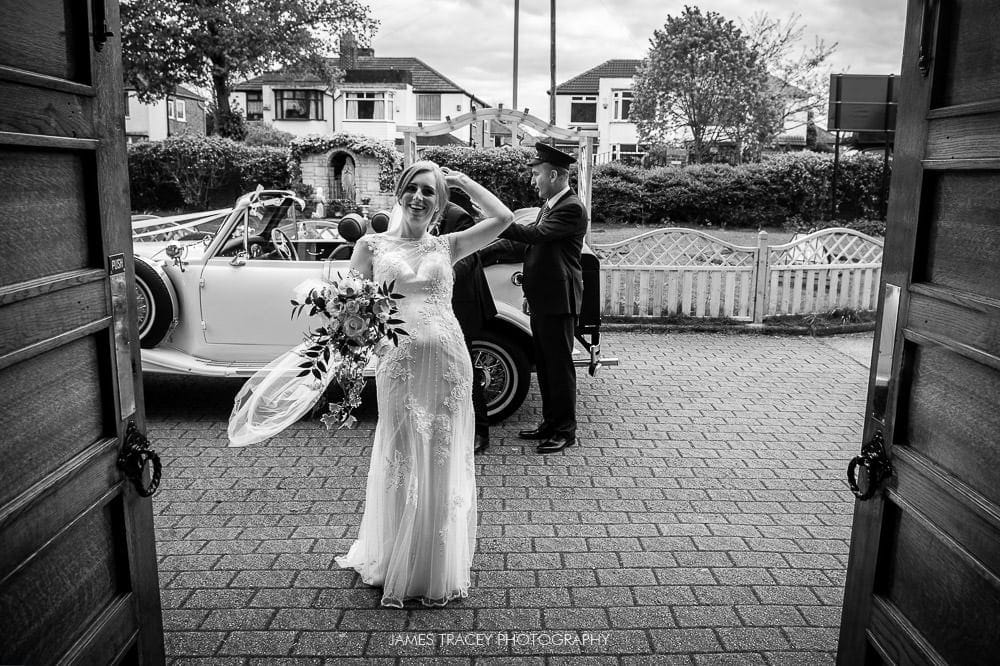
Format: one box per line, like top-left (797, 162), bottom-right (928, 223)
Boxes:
top-left (416, 94), bottom-right (441, 121)
top-left (166, 99), bottom-right (174, 120)
top-left (276, 89), bottom-right (324, 120)
top-left (173, 99), bottom-right (186, 122)
top-left (345, 91), bottom-right (393, 121)
top-left (570, 95), bottom-right (597, 123)
top-left (245, 91), bottom-right (263, 121)
top-left (613, 90), bottom-right (633, 121)
top-left (612, 143), bottom-right (645, 164)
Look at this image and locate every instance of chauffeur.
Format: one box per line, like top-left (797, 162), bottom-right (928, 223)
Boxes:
top-left (499, 143), bottom-right (588, 454)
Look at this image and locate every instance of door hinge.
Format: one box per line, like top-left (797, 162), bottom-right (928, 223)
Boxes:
top-left (201, 321), bottom-right (207, 330)
top-left (199, 277), bottom-right (206, 288)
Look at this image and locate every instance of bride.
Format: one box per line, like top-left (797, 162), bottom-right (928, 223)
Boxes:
top-left (335, 161), bottom-right (513, 607)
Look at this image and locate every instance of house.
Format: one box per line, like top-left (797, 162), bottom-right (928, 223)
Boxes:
top-left (554, 59), bottom-right (818, 163)
top-left (554, 59), bottom-right (644, 163)
top-left (230, 35), bottom-right (492, 148)
top-left (124, 85), bottom-right (208, 143)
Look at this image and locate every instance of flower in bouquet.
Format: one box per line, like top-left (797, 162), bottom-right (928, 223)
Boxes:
top-left (290, 270), bottom-right (407, 428)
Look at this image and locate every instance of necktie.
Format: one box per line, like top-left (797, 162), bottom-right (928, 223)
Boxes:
top-left (535, 203), bottom-right (549, 225)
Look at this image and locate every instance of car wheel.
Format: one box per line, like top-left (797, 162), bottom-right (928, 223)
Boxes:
top-left (134, 260), bottom-right (174, 348)
top-left (469, 329), bottom-right (530, 424)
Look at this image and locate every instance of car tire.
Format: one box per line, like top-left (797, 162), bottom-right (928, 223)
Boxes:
top-left (134, 260), bottom-right (174, 348)
top-left (469, 329), bottom-right (531, 424)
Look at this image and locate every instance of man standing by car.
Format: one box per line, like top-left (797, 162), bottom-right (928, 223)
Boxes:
top-left (499, 143), bottom-right (587, 454)
top-left (432, 188), bottom-right (496, 454)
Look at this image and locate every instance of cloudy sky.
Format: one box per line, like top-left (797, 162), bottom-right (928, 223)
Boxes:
top-left (368, 0), bottom-right (907, 121)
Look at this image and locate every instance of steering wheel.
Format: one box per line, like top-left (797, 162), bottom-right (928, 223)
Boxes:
top-left (270, 229), bottom-right (298, 261)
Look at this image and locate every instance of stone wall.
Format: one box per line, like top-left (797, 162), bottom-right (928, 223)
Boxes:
top-left (299, 149), bottom-right (396, 213)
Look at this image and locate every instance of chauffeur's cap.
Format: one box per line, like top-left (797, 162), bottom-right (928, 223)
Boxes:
top-left (528, 142), bottom-right (577, 168)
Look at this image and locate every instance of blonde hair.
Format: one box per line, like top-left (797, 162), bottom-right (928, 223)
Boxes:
top-left (394, 160), bottom-right (450, 220)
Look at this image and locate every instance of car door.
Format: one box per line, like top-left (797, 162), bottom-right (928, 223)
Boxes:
top-left (836, 1), bottom-right (1000, 664)
top-left (199, 209), bottom-right (352, 352)
top-left (0, 0), bottom-right (164, 662)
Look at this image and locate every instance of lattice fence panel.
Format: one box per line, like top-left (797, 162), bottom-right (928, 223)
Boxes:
top-left (594, 230), bottom-right (755, 267)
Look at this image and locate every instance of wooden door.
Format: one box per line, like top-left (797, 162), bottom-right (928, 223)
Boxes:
top-left (0, 0), bottom-right (165, 663)
top-left (837, 1), bottom-right (1000, 664)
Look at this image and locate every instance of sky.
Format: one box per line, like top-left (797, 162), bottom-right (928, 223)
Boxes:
top-left (368, 0), bottom-right (908, 123)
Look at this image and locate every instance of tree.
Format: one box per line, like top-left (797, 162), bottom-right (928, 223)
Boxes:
top-left (121, 0), bottom-right (378, 138)
top-left (740, 12), bottom-right (837, 148)
top-left (631, 6), bottom-right (773, 164)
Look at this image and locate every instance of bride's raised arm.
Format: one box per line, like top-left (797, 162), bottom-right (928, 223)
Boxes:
top-left (349, 236), bottom-right (374, 280)
top-left (442, 168), bottom-right (514, 262)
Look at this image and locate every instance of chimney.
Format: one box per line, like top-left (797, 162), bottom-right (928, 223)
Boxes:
top-left (340, 32), bottom-right (357, 70)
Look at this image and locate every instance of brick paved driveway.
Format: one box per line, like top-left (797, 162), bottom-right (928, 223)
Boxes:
top-left (145, 331), bottom-right (872, 664)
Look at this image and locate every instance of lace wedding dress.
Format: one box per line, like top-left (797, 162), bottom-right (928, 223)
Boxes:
top-left (336, 233), bottom-right (477, 607)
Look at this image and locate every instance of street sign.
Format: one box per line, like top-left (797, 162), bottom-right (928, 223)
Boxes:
top-left (828, 74), bottom-right (898, 133)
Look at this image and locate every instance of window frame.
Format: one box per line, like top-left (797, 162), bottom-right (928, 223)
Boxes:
top-left (344, 90), bottom-right (394, 121)
top-left (569, 95), bottom-right (598, 124)
top-left (173, 99), bottom-right (186, 122)
top-left (275, 89), bottom-right (325, 121)
top-left (245, 91), bottom-right (263, 121)
top-left (612, 89), bottom-right (634, 122)
top-left (416, 93), bottom-right (442, 121)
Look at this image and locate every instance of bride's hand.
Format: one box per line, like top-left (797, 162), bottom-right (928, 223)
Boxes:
top-left (441, 167), bottom-right (470, 189)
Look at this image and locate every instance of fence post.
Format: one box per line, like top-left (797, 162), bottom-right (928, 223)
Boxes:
top-left (751, 230), bottom-right (769, 324)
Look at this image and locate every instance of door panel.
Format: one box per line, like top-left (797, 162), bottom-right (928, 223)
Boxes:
top-left (0, 0), bottom-right (165, 663)
top-left (200, 258), bottom-right (332, 347)
top-left (837, 1), bottom-right (1000, 664)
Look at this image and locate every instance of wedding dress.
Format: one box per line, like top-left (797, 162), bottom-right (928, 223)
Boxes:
top-left (336, 233), bottom-right (477, 607)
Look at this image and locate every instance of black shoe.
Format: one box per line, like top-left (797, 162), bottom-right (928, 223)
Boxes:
top-left (536, 434), bottom-right (577, 454)
top-left (473, 433), bottom-right (490, 454)
top-left (518, 425), bottom-right (553, 440)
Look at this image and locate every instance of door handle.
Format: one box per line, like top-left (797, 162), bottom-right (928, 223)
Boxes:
top-left (118, 421), bottom-right (162, 497)
top-left (847, 430), bottom-right (894, 500)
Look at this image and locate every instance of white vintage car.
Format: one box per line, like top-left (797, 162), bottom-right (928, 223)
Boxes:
top-left (132, 188), bottom-right (612, 422)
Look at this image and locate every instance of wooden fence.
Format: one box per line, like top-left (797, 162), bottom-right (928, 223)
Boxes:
top-left (592, 228), bottom-right (883, 322)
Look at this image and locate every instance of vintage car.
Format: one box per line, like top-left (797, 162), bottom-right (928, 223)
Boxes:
top-left (132, 188), bottom-right (613, 422)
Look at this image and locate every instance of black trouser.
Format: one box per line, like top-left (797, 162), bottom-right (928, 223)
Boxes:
top-left (466, 339), bottom-right (489, 436)
top-left (529, 312), bottom-right (576, 437)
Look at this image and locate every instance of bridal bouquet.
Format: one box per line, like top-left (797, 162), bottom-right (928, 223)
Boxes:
top-left (291, 271), bottom-right (407, 429)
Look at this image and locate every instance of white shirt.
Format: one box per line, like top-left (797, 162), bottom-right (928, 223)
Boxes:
top-left (545, 186), bottom-right (570, 210)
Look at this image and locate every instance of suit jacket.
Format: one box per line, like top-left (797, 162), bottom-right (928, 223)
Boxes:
top-left (436, 201), bottom-right (497, 337)
top-left (499, 190), bottom-right (588, 316)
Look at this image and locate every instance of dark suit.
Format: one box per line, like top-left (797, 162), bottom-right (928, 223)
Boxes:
top-left (499, 190), bottom-right (587, 437)
top-left (435, 202), bottom-right (496, 434)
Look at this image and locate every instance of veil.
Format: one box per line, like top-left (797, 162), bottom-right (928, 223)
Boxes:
top-left (227, 341), bottom-right (338, 447)
top-left (227, 206), bottom-right (404, 448)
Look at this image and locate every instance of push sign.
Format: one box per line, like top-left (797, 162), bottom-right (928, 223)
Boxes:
top-left (109, 253), bottom-right (126, 275)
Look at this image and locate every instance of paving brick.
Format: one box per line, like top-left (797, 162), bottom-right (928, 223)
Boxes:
top-left (149, 331), bottom-right (870, 663)
top-left (650, 628), bottom-right (723, 654)
top-left (292, 631), bottom-right (369, 657)
top-left (164, 631), bottom-right (226, 655)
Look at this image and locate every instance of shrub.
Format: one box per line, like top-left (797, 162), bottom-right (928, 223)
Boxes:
top-left (244, 122), bottom-right (295, 147)
top-left (420, 145), bottom-right (540, 209)
top-left (592, 151), bottom-right (887, 227)
top-left (128, 136), bottom-right (295, 211)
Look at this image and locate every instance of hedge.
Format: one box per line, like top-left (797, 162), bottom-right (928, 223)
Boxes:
top-left (129, 138), bottom-right (887, 230)
top-left (128, 135), bottom-right (293, 212)
top-left (590, 152), bottom-right (888, 228)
